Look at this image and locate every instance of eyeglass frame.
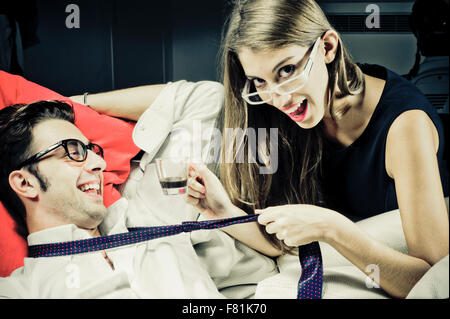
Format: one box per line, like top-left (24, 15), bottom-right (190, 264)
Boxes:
top-left (241, 36), bottom-right (322, 105)
top-left (16, 138), bottom-right (104, 170)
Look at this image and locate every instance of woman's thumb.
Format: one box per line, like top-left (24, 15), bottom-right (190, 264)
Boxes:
top-left (189, 162), bottom-right (209, 179)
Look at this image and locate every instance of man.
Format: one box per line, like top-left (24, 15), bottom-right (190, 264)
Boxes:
top-left (0, 80), bottom-right (278, 298)
top-left (0, 99), bottom-right (226, 298)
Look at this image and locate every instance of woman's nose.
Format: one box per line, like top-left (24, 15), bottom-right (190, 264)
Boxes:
top-left (271, 92), bottom-right (292, 110)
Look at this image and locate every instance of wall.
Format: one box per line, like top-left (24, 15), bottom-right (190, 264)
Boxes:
top-left (19, 0), bottom-right (224, 96)
top-left (4, 0), bottom-right (438, 98)
top-left (320, 1), bottom-right (417, 76)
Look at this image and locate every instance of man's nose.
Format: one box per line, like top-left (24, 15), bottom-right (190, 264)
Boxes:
top-left (83, 150), bottom-right (107, 172)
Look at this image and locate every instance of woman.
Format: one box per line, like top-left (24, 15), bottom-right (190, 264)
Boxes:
top-left (186, 0), bottom-right (449, 298)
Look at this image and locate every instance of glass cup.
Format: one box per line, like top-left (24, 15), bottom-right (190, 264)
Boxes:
top-left (155, 157), bottom-right (189, 195)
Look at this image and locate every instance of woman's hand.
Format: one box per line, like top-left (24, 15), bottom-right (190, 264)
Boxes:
top-left (185, 163), bottom-right (283, 257)
top-left (185, 163), bottom-right (235, 219)
top-left (257, 204), bottom-right (345, 247)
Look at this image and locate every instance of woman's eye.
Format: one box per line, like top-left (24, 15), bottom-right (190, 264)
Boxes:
top-left (252, 78), bottom-right (266, 88)
top-left (279, 64), bottom-right (296, 78)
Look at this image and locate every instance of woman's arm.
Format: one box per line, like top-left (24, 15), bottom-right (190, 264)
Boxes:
top-left (220, 205), bottom-right (283, 257)
top-left (257, 203), bottom-right (433, 298)
top-left (258, 109), bottom-right (448, 298)
top-left (333, 110), bottom-right (448, 298)
top-left (186, 163), bottom-right (283, 257)
top-left (385, 110), bottom-right (449, 265)
top-left (324, 213), bottom-right (432, 298)
top-left (70, 84), bottom-right (166, 121)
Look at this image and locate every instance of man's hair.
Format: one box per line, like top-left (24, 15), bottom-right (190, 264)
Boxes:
top-left (0, 100), bottom-right (75, 237)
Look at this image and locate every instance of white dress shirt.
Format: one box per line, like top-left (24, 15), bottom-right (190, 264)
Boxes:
top-left (0, 80), bottom-right (225, 299)
top-left (0, 198), bottom-right (223, 298)
top-left (122, 80), bottom-right (279, 298)
top-left (0, 80), bottom-right (277, 299)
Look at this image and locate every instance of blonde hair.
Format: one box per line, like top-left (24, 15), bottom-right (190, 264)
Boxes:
top-left (219, 0), bottom-right (365, 253)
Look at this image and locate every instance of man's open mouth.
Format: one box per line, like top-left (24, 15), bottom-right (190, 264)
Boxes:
top-left (78, 182), bottom-right (101, 196)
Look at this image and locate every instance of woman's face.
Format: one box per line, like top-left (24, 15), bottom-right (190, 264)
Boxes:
top-left (238, 38), bottom-right (333, 129)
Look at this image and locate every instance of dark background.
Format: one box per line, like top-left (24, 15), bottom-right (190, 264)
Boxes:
top-left (0, 0), bottom-right (449, 157)
top-left (0, 0), bottom-right (448, 128)
top-left (0, 0), bottom-right (424, 95)
top-left (3, 0), bottom-right (227, 95)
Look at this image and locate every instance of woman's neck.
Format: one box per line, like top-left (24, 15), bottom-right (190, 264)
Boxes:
top-left (322, 74), bottom-right (385, 147)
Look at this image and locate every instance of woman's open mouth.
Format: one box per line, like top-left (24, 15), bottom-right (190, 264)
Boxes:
top-left (288, 99), bottom-right (308, 122)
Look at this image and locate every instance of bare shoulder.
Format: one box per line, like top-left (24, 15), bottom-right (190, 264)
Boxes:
top-left (385, 109), bottom-right (439, 178)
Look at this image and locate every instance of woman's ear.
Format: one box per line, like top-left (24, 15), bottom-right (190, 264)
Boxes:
top-left (9, 170), bottom-right (39, 199)
top-left (322, 30), bottom-right (340, 64)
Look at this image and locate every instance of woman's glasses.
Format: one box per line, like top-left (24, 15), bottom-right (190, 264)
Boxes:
top-left (241, 36), bottom-right (322, 105)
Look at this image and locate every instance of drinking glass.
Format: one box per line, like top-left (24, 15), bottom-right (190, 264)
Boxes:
top-left (155, 158), bottom-right (189, 195)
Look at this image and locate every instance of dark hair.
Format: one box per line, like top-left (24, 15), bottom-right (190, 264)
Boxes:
top-left (406, 0), bottom-right (449, 79)
top-left (0, 100), bottom-right (75, 237)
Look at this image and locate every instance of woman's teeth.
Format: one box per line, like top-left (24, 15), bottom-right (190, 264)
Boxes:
top-left (289, 99), bottom-right (307, 117)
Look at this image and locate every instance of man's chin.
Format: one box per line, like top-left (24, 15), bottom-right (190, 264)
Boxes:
top-left (86, 205), bottom-right (108, 224)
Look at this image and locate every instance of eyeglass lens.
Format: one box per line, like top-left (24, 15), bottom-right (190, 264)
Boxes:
top-left (66, 140), bottom-right (87, 161)
top-left (248, 74), bottom-right (308, 104)
top-left (66, 140), bottom-right (104, 161)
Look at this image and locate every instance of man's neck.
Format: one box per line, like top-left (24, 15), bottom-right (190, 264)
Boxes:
top-left (27, 212), bottom-right (102, 238)
top-left (86, 227), bottom-right (102, 238)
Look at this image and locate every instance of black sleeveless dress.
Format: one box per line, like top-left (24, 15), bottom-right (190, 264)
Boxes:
top-left (322, 64), bottom-right (448, 221)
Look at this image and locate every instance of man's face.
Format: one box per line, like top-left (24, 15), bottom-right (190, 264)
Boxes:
top-left (29, 119), bottom-right (107, 230)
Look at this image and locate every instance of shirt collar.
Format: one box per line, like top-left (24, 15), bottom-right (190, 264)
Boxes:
top-left (27, 198), bottom-right (129, 246)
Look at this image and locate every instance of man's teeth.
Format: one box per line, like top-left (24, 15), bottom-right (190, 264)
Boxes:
top-left (80, 184), bottom-right (100, 192)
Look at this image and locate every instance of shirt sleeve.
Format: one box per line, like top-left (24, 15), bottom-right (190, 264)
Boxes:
top-left (0, 271), bottom-right (28, 298)
top-left (132, 80), bottom-right (224, 167)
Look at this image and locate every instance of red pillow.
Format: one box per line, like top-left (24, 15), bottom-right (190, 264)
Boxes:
top-left (0, 71), bottom-right (141, 277)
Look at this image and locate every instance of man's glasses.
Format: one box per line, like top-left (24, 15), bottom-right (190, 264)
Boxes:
top-left (17, 139), bottom-right (104, 170)
top-left (241, 36), bottom-right (322, 105)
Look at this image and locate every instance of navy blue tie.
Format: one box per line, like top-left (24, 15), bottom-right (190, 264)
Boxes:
top-left (28, 214), bottom-right (323, 299)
